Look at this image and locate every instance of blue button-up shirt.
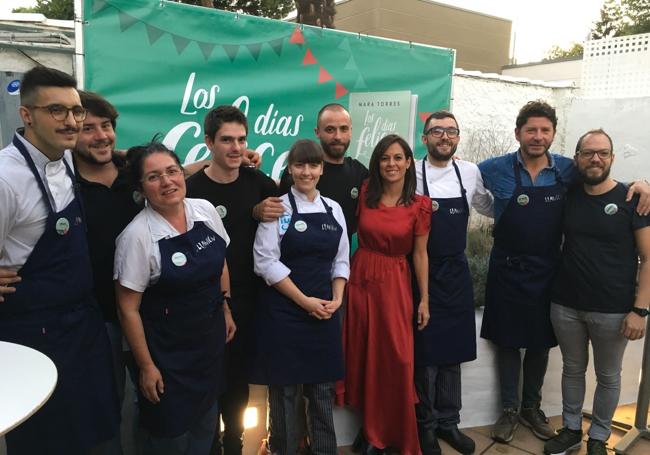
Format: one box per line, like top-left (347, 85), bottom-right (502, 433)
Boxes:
top-left (479, 150), bottom-right (577, 222)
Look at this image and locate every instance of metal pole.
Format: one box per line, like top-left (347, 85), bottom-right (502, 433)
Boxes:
top-left (614, 316), bottom-right (650, 454)
top-left (73, 0), bottom-right (84, 89)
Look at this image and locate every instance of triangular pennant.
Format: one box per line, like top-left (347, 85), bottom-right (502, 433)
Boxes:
top-left (269, 38), bottom-right (284, 56)
top-left (344, 55), bottom-right (357, 71)
top-left (338, 39), bottom-right (351, 52)
top-left (145, 24), bottom-right (165, 45)
top-left (335, 82), bottom-right (349, 99)
top-left (92, 0), bottom-right (109, 13)
top-left (171, 34), bottom-right (191, 54)
top-left (246, 43), bottom-right (262, 60)
top-left (318, 67), bottom-right (333, 84)
top-left (198, 42), bottom-right (216, 60)
top-left (223, 44), bottom-right (240, 62)
top-left (419, 112), bottom-right (433, 123)
top-left (303, 49), bottom-right (317, 65)
top-left (353, 73), bottom-right (367, 89)
top-left (289, 27), bottom-right (305, 45)
top-left (118, 12), bottom-right (139, 32)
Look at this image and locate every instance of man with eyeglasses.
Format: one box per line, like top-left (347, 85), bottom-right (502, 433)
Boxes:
top-left (185, 105), bottom-right (279, 455)
top-left (542, 129), bottom-right (650, 455)
top-left (413, 111), bottom-right (493, 455)
top-left (0, 67), bottom-right (120, 453)
top-left (479, 101), bottom-right (650, 446)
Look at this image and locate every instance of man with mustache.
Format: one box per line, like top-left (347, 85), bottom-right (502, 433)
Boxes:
top-left (0, 67), bottom-right (120, 453)
top-left (543, 129), bottom-right (650, 455)
top-left (413, 111), bottom-right (493, 455)
top-left (280, 103), bottom-right (369, 242)
top-left (479, 101), bottom-right (650, 445)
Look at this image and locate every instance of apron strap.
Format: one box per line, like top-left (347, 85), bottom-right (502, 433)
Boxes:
top-left (421, 159), bottom-right (430, 197)
top-left (451, 160), bottom-right (470, 213)
top-left (288, 190), bottom-right (299, 214)
top-left (13, 134), bottom-right (55, 214)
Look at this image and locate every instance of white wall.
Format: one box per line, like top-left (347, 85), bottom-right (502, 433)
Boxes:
top-left (502, 59), bottom-right (582, 84)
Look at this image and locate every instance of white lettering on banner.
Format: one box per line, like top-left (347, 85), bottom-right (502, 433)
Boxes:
top-left (355, 111), bottom-right (397, 158)
top-left (254, 104), bottom-right (304, 137)
top-left (162, 122), bottom-right (211, 165)
top-left (181, 72), bottom-right (221, 115)
top-left (196, 235), bottom-right (216, 251)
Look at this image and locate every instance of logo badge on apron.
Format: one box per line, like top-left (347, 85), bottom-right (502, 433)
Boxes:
top-left (294, 220), bottom-right (307, 232)
top-left (55, 217), bottom-right (70, 235)
top-left (216, 205), bottom-right (227, 219)
top-left (516, 194), bottom-right (530, 206)
top-left (431, 200), bottom-right (440, 212)
top-left (171, 252), bottom-right (188, 267)
top-left (350, 187), bottom-right (359, 199)
top-left (604, 203), bottom-right (618, 215)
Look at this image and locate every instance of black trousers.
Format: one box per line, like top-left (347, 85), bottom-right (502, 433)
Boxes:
top-left (414, 364), bottom-right (463, 435)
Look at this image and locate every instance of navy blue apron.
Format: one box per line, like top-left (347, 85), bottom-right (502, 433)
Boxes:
top-left (249, 191), bottom-right (344, 385)
top-left (138, 220), bottom-right (227, 438)
top-left (480, 152), bottom-right (565, 349)
top-left (0, 134), bottom-right (119, 454)
top-left (414, 160), bottom-right (476, 367)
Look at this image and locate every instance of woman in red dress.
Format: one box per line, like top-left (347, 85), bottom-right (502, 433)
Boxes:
top-left (340, 134), bottom-right (431, 455)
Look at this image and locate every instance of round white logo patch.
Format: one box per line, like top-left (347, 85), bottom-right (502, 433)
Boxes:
top-left (55, 217), bottom-right (70, 235)
top-left (517, 194), bottom-right (530, 206)
top-left (431, 200), bottom-right (440, 212)
top-left (294, 220), bottom-right (307, 232)
top-left (171, 252), bottom-right (187, 267)
top-left (350, 187), bottom-right (359, 199)
top-left (604, 203), bottom-right (618, 215)
top-left (216, 205), bottom-right (227, 219)
top-left (132, 190), bottom-right (143, 205)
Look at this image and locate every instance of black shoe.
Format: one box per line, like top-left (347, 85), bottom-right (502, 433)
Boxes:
top-left (437, 426), bottom-right (476, 454)
top-left (418, 427), bottom-right (441, 455)
top-left (365, 445), bottom-right (385, 455)
top-left (352, 429), bottom-right (368, 453)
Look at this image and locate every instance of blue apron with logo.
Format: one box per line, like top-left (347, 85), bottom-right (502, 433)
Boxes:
top-left (249, 191), bottom-right (344, 385)
top-left (0, 134), bottom-right (119, 454)
top-left (138, 221), bottom-right (227, 437)
top-left (414, 160), bottom-right (476, 366)
top-left (481, 153), bottom-right (564, 349)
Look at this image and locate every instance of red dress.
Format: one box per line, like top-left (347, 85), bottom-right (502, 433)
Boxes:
top-left (338, 188), bottom-right (432, 455)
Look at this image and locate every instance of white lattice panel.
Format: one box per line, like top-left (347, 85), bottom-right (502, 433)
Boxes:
top-left (581, 33), bottom-right (650, 98)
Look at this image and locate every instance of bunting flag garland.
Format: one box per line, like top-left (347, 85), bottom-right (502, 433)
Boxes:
top-left (318, 67), bottom-right (333, 83)
top-left (303, 49), bottom-right (317, 65)
top-left (335, 82), bottom-right (349, 99)
top-left (172, 34), bottom-right (191, 55)
top-left (145, 24), bottom-right (165, 45)
top-left (289, 27), bottom-right (305, 45)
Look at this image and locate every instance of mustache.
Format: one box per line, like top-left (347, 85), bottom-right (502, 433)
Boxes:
top-left (57, 127), bottom-right (80, 134)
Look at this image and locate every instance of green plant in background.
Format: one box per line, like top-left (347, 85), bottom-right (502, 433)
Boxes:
top-left (467, 223), bottom-right (493, 308)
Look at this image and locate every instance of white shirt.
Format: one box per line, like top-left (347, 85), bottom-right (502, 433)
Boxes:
top-left (415, 158), bottom-right (494, 217)
top-left (254, 187), bottom-right (350, 286)
top-left (0, 133), bottom-right (76, 269)
top-left (114, 198), bottom-right (230, 292)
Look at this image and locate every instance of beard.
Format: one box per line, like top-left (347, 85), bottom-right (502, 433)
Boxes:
top-left (520, 141), bottom-right (550, 159)
top-left (579, 164), bottom-right (611, 185)
top-left (321, 139), bottom-right (349, 160)
top-left (427, 140), bottom-right (457, 161)
top-left (74, 143), bottom-right (114, 166)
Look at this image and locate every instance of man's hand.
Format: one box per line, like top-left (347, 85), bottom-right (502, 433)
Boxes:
top-left (417, 300), bottom-right (430, 331)
top-left (139, 363), bottom-right (164, 404)
top-left (621, 311), bottom-right (647, 340)
top-left (242, 149), bottom-right (262, 169)
top-left (224, 305), bottom-right (237, 342)
top-left (0, 269), bottom-right (20, 303)
top-left (253, 197), bottom-right (285, 222)
top-left (627, 180), bottom-right (650, 216)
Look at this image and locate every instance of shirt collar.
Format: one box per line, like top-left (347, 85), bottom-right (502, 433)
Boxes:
top-left (145, 199), bottom-right (209, 242)
top-left (15, 129), bottom-right (69, 172)
top-left (290, 185), bottom-right (321, 203)
top-left (515, 149), bottom-right (556, 170)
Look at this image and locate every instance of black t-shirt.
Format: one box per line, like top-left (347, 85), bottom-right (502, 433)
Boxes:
top-left (552, 182), bottom-right (650, 313)
top-left (77, 155), bottom-right (143, 323)
top-left (279, 157), bottom-right (368, 239)
top-left (186, 166), bottom-right (278, 297)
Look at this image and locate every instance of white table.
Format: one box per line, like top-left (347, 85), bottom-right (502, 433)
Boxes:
top-left (0, 341), bottom-right (57, 436)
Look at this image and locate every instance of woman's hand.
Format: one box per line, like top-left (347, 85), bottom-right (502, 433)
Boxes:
top-left (300, 296), bottom-right (331, 319)
top-left (417, 300), bottom-right (430, 331)
top-left (324, 297), bottom-right (343, 314)
top-left (224, 306), bottom-right (237, 342)
top-left (140, 363), bottom-right (164, 404)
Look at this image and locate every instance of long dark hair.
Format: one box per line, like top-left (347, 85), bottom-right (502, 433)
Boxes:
top-left (365, 134), bottom-right (416, 208)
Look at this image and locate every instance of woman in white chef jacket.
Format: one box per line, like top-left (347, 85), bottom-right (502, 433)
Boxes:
top-left (114, 141), bottom-right (236, 455)
top-left (250, 139), bottom-right (350, 455)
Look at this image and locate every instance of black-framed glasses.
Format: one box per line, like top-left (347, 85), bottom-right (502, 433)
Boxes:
top-left (425, 126), bottom-right (460, 138)
top-left (577, 149), bottom-right (612, 159)
top-left (143, 166), bottom-right (183, 183)
top-left (26, 104), bottom-right (87, 122)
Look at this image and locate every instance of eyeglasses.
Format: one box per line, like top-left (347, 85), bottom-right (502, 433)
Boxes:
top-left (143, 166), bottom-right (183, 183)
top-left (425, 126), bottom-right (460, 138)
top-left (26, 104), bottom-right (87, 122)
top-left (577, 149), bottom-right (612, 159)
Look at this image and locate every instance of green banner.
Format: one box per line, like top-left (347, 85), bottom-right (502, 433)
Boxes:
top-left (83, 0), bottom-right (454, 178)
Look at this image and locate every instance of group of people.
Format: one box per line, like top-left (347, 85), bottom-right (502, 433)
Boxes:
top-left (0, 65), bottom-right (649, 455)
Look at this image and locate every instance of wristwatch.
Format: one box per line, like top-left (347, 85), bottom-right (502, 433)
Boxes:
top-left (631, 307), bottom-right (650, 317)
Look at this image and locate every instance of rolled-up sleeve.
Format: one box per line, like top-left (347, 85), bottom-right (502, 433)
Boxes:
top-left (330, 202), bottom-right (350, 280)
top-left (253, 215), bottom-right (292, 286)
